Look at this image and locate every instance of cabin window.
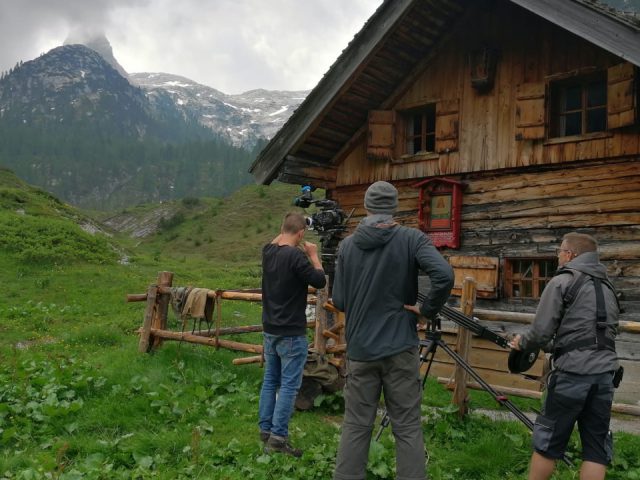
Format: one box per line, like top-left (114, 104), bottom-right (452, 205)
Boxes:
top-left (549, 73), bottom-right (607, 138)
top-left (403, 104), bottom-right (436, 155)
top-left (504, 258), bottom-right (557, 299)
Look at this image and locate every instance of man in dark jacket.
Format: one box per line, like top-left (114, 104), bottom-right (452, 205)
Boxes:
top-left (332, 181), bottom-right (454, 480)
top-left (259, 212), bottom-right (326, 457)
top-left (511, 232), bottom-right (619, 480)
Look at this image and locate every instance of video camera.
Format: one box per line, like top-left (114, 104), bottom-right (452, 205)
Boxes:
top-left (293, 185), bottom-right (351, 281)
top-left (293, 185), bottom-right (345, 233)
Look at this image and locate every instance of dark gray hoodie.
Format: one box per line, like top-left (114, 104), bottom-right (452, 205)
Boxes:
top-left (520, 251), bottom-right (619, 374)
top-left (332, 216), bottom-right (454, 361)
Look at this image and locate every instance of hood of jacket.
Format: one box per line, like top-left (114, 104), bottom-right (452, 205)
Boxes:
top-left (352, 216), bottom-right (400, 250)
top-left (563, 251), bottom-right (608, 279)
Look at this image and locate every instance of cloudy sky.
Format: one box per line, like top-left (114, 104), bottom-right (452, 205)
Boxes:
top-left (0, 0), bottom-right (382, 94)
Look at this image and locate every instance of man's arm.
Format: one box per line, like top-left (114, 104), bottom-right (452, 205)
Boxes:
top-left (414, 234), bottom-right (454, 319)
top-left (293, 243), bottom-right (326, 289)
top-left (518, 278), bottom-right (565, 352)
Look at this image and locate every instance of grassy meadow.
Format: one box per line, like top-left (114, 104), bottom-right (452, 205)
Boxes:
top-left (1, 170), bottom-right (639, 479)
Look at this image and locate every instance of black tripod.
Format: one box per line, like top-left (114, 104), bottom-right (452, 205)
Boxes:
top-left (374, 305), bottom-right (572, 466)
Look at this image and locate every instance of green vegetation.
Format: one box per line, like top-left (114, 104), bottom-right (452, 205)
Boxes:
top-left (1, 173), bottom-right (639, 479)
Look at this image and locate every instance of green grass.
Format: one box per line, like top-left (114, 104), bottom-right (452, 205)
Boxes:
top-left (0, 175), bottom-right (639, 479)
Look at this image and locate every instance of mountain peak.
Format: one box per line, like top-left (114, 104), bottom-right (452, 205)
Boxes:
top-left (64, 33), bottom-right (128, 78)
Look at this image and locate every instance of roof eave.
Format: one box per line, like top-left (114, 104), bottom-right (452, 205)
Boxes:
top-left (511, 0), bottom-right (640, 67)
top-left (249, 0), bottom-right (417, 185)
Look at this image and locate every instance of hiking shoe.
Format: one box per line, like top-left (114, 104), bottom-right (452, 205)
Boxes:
top-left (259, 431), bottom-right (270, 443)
top-left (264, 435), bottom-right (303, 457)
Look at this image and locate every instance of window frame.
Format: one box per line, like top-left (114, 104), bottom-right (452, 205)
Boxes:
top-left (548, 71), bottom-right (608, 139)
top-left (503, 257), bottom-right (558, 300)
top-left (400, 104), bottom-right (437, 156)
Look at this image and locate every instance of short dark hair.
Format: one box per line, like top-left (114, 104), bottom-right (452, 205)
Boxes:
top-left (281, 212), bottom-right (306, 234)
top-left (563, 232), bottom-right (598, 256)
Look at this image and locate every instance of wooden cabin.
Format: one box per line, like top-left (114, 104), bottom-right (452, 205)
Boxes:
top-left (250, 1), bottom-right (640, 404)
top-left (250, 0), bottom-right (640, 323)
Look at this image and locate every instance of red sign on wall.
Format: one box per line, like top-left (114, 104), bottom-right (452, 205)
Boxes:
top-left (413, 177), bottom-right (463, 249)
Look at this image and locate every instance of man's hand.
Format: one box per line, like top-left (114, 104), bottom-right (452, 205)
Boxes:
top-left (404, 304), bottom-right (429, 328)
top-left (303, 241), bottom-right (318, 257)
top-left (404, 304), bottom-right (421, 316)
top-left (509, 334), bottom-right (522, 351)
top-left (303, 241), bottom-right (323, 270)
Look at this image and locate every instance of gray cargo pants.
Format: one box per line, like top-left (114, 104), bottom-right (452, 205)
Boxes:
top-left (333, 348), bottom-right (427, 480)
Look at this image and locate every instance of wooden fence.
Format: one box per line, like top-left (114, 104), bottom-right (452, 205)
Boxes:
top-left (128, 272), bottom-right (640, 416)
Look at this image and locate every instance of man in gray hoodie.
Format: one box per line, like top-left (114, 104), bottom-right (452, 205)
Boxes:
top-left (332, 181), bottom-right (454, 480)
top-left (511, 232), bottom-right (619, 480)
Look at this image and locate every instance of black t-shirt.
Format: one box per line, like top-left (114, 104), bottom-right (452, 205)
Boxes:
top-left (261, 243), bottom-right (326, 336)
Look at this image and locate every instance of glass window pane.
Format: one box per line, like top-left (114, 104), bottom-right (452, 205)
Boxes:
top-left (413, 137), bottom-right (422, 153)
top-left (521, 281), bottom-right (532, 298)
top-left (587, 82), bottom-right (606, 107)
top-left (587, 108), bottom-right (606, 133)
top-left (426, 134), bottom-right (435, 152)
top-left (413, 115), bottom-right (422, 134)
top-left (564, 85), bottom-right (582, 111)
top-left (564, 112), bottom-right (582, 136)
top-left (539, 280), bottom-right (548, 293)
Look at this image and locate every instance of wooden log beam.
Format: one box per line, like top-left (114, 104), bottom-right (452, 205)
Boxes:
top-left (473, 308), bottom-right (640, 333)
top-left (323, 330), bottom-right (341, 342)
top-left (149, 328), bottom-right (263, 354)
top-left (328, 321), bottom-right (345, 334)
top-left (188, 321), bottom-right (316, 337)
top-left (326, 344), bottom-right (347, 354)
top-left (436, 377), bottom-right (640, 416)
top-left (127, 287), bottom-right (318, 303)
top-left (232, 355), bottom-right (263, 365)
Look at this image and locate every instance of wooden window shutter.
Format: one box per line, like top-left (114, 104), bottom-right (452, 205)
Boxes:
top-left (449, 256), bottom-right (499, 299)
top-left (607, 62), bottom-right (636, 129)
top-left (515, 82), bottom-right (546, 140)
top-left (367, 110), bottom-right (395, 161)
top-left (435, 99), bottom-right (459, 153)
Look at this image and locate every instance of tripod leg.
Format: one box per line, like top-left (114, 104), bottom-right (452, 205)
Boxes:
top-left (436, 339), bottom-right (572, 467)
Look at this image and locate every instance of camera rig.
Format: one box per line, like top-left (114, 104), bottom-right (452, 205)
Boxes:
top-left (293, 185), bottom-right (353, 281)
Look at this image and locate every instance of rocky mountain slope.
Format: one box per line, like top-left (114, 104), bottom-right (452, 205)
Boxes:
top-left (129, 72), bottom-right (308, 148)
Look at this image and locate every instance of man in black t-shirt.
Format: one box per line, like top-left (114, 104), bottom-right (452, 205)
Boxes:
top-left (258, 212), bottom-right (326, 457)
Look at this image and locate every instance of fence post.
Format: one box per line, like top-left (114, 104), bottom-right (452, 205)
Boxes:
top-left (151, 271), bottom-right (173, 351)
top-left (453, 277), bottom-right (476, 418)
top-left (313, 276), bottom-right (330, 355)
top-left (138, 285), bottom-right (158, 353)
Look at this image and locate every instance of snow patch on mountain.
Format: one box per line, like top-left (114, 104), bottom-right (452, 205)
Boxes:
top-left (129, 72), bottom-right (308, 147)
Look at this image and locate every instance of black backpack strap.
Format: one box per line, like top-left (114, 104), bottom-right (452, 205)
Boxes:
top-left (554, 274), bottom-right (616, 359)
top-left (556, 268), bottom-right (587, 309)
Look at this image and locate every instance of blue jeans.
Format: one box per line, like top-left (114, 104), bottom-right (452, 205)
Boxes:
top-left (258, 333), bottom-right (308, 438)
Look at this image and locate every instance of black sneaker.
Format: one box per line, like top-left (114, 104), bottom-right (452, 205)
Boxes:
top-left (259, 431), bottom-right (270, 443)
top-left (264, 435), bottom-right (303, 457)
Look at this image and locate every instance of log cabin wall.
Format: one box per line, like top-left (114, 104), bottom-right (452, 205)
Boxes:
top-left (330, 1), bottom-right (640, 319)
